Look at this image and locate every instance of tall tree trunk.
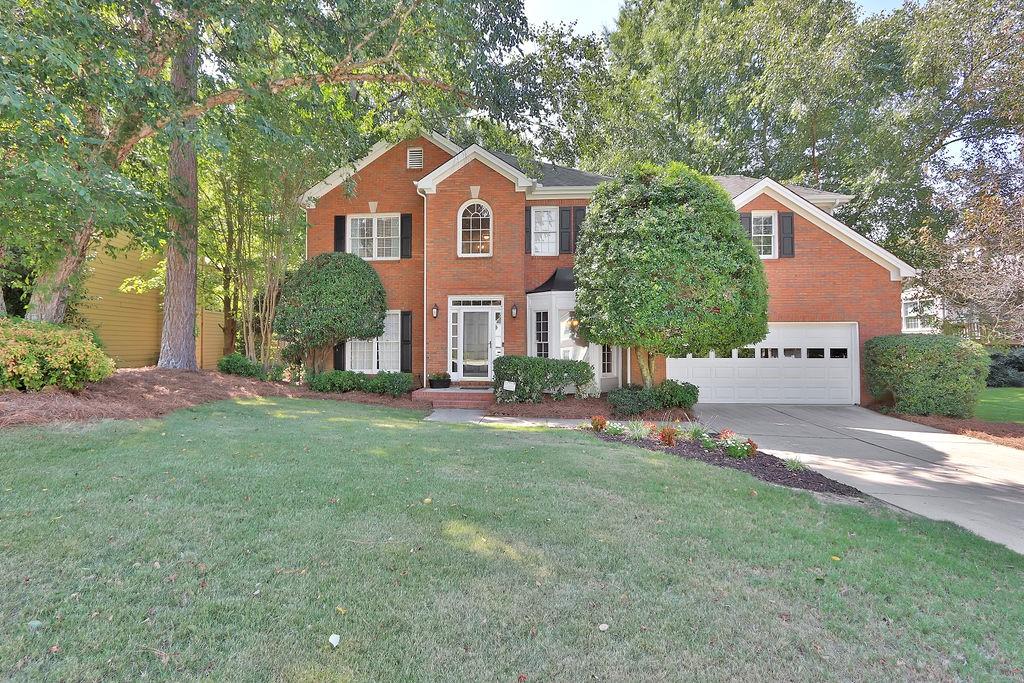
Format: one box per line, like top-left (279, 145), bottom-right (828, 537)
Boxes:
top-left (634, 347), bottom-right (655, 389)
top-left (0, 244), bottom-right (7, 318)
top-left (25, 221), bottom-right (95, 323)
top-left (221, 179), bottom-right (237, 356)
top-left (158, 33), bottom-right (200, 370)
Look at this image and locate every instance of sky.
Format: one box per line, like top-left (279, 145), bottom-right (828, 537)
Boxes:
top-left (524, 0), bottom-right (907, 35)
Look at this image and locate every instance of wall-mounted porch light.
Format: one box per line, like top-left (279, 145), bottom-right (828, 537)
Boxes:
top-left (510, 303), bottom-right (518, 318)
top-left (432, 303), bottom-right (439, 319)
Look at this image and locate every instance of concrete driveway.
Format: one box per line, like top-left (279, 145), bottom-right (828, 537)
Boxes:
top-left (696, 404), bottom-right (1024, 554)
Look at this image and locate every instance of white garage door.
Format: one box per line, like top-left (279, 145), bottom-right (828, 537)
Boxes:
top-left (666, 323), bottom-right (858, 404)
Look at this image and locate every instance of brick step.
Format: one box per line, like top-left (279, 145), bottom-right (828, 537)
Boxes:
top-left (412, 388), bottom-right (495, 409)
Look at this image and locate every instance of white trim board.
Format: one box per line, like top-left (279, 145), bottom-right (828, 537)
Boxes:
top-left (299, 132), bottom-right (461, 207)
top-left (415, 144), bottom-right (535, 194)
top-left (733, 178), bottom-right (916, 281)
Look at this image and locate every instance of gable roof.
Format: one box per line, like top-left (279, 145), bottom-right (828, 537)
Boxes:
top-left (299, 131), bottom-right (461, 207)
top-left (714, 174), bottom-right (853, 210)
top-left (733, 177), bottom-right (915, 281)
top-left (414, 144), bottom-right (536, 194)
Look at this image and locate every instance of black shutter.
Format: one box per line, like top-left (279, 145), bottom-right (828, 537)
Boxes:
top-left (333, 342), bottom-right (346, 370)
top-left (400, 213), bottom-right (413, 259)
top-left (333, 215), bottom-right (346, 252)
top-left (524, 206), bottom-right (532, 254)
top-left (572, 206), bottom-right (586, 253)
top-left (740, 212), bottom-right (751, 240)
top-left (558, 206), bottom-right (572, 254)
top-left (400, 311), bottom-right (413, 373)
top-left (779, 212), bottom-right (795, 257)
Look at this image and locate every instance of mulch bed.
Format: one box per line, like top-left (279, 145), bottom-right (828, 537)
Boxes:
top-left (888, 413), bottom-right (1024, 452)
top-left (594, 431), bottom-right (862, 496)
top-left (0, 368), bottom-right (432, 429)
top-left (486, 395), bottom-right (694, 421)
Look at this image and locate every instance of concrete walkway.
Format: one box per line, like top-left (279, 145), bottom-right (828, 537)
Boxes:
top-left (425, 408), bottom-right (581, 429)
top-left (696, 404), bottom-right (1024, 554)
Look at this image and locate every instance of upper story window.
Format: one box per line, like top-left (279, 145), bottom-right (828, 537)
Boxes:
top-left (531, 206), bottom-right (558, 256)
top-left (903, 298), bottom-right (936, 331)
top-left (406, 147), bottom-right (423, 169)
top-left (751, 211), bottom-right (776, 258)
top-left (349, 215), bottom-right (400, 260)
top-left (458, 201), bottom-right (492, 257)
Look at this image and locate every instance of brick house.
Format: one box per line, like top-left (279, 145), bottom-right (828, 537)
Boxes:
top-left (302, 132), bottom-right (915, 405)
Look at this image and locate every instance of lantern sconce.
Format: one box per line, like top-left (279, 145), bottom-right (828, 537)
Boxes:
top-left (510, 303), bottom-right (518, 319)
top-left (432, 303), bottom-right (439, 319)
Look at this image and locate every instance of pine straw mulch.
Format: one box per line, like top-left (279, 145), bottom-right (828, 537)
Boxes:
top-left (0, 368), bottom-right (432, 430)
top-left (595, 431), bottom-right (862, 496)
top-left (486, 395), bottom-right (695, 422)
top-left (888, 413), bottom-right (1024, 452)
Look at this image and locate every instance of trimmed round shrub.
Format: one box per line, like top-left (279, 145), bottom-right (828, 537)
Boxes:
top-left (608, 385), bottom-right (661, 416)
top-left (363, 372), bottom-right (414, 397)
top-left (217, 353), bottom-right (264, 379)
top-left (864, 334), bottom-right (990, 418)
top-left (0, 318), bottom-right (114, 391)
top-left (274, 252), bottom-right (388, 372)
top-left (987, 348), bottom-right (1024, 388)
top-left (307, 370), bottom-right (413, 397)
top-left (653, 379), bottom-right (699, 409)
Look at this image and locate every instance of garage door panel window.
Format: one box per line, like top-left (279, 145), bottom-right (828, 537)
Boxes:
top-left (830, 348), bottom-right (848, 359)
top-left (759, 348), bottom-right (779, 359)
top-left (807, 348), bottom-right (825, 359)
top-left (737, 347), bottom-right (755, 359)
top-left (783, 348), bottom-right (802, 358)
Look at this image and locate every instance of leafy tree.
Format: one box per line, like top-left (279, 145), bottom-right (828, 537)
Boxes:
top-left (574, 163), bottom-right (769, 388)
top-left (2, 0), bottom-right (533, 369)
top-left (273, 252), bottom-right (388, 373)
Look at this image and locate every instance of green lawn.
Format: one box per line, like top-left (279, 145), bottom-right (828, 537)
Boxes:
top-left (976, 387), bottom-right (1024, 424)
top-left (2, 399), bottom-right (1022, 681)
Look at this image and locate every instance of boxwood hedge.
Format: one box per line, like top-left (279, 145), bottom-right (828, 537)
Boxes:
top-left (864, 334), bottom-right (989, 418)
top-left (492, 355), bottom-right (595, 403)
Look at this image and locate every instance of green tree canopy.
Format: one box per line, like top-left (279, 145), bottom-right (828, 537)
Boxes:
top-left (273, 252), bottom-right (388, 372)
top-left (574, 163), bottom-right (769, 387)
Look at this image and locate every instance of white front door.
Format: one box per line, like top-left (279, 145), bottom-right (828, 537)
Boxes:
top-left (665, 323), bottom-right (859, 404)
top-left (449, 299), bottom-right (504, 380)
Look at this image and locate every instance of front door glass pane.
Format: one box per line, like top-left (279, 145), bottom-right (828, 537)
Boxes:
top-left (462, 311), bottom-right (489, 377)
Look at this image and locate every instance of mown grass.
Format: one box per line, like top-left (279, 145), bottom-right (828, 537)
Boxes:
top-left (976, 387), bottom-right (1024, 424)
top-left (1, 398), bottom-right (1022, 681)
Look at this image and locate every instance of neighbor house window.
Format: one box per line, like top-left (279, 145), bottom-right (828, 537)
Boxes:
top-left (535, 311), bottom-right (549, 358)
top-left (458, 201), bottom-right (492, 256)
top-left (902, 299), bottom-right (935, 331)
top-left (348, 311), bottom-right (401, 372)
top-left (601, 345), bottom-right (614, 375)
top-left (349, 215), bottom-right (399, 260)
top-left (751, 212), bottom-right (776, 258)
top-left (531, 206), bottom-right (558, 256)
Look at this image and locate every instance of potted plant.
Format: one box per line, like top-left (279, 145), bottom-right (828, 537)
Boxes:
top-left (428, 371), bottom-right (452, 389)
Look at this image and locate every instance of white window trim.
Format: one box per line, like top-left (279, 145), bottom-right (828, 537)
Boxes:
top-left (347, 309), bottom-right (402, 374)
top-left (348, 213), bottom-right (401, 261)
top-left (456, 199), bottom-right (493, 258)
top-left (600, 344), bottom-right (616, 377)
top-left (530, 205), bottom-right (559, 257)
top-left (750, 210), bottom-right (778, 260)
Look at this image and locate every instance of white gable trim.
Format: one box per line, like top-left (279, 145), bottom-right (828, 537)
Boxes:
top-left (734, 178), bottom-right (916, 281)
top-left (415, 144), bottom-right (535, 194)
top-left (299, 132), bottom-right (461, 207)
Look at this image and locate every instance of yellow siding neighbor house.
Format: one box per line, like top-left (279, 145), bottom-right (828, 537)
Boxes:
top-left (78, 235), bottom-right (224, 369)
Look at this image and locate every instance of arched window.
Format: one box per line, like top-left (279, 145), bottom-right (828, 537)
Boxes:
top-left (458, 201), bottom-right (492, 257)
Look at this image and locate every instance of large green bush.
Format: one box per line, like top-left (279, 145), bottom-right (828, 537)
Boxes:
top-left (608, 385), bottom-right (662, 416)
top-left (492, 356), bottom-right (595, 403)
top-left (574, 162), bottom-right (768, 387)
top-left (864, 334), bottom-right (990, 418)
top-left (987, 348), bottom-right (1024, 387)
top-left (0, 318), bottom-right (114, 391)
top-left (653, 379), bottom-right (699, 409)
top-left (217, 353), bottom-right (264, 379)
top-left (307, 370), bottom-right (413, 397)
top-left (274, 252), bottom-right (388, 372)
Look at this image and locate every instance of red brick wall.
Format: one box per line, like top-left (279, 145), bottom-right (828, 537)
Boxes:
top-left (305, 136), bottom-right (453, 378)
top-left (424, 160), bottom-right (530, 376)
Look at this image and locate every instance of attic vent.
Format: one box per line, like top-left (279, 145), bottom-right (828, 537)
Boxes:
top-left (407, 147), bottom-right (424, 169)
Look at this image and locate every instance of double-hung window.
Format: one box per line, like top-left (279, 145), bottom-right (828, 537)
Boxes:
top-left (531, 207), bottom-right (558, 256)
top-left (535, 311), bottom-right (550, 358)
top-left (601, 345), bottom-right (614, 375)
top-left (349, 215), bottom-right (399, 260)
top-left (348, 311), bottom-right (401, 373)
top-left (750, 212), bottom-right (776, 258)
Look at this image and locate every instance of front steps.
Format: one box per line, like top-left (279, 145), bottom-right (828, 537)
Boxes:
top-left (411, 387), bottom-right (495, 409)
